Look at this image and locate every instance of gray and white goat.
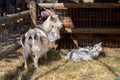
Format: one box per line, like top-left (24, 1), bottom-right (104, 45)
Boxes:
top-left (21, 8), bottom-right (63, 68)
top-left (65, 42), bottom-right (103, 61)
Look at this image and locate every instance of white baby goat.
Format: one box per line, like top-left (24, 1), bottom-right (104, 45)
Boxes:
top-left (65, 42), bottom-right (103, 61)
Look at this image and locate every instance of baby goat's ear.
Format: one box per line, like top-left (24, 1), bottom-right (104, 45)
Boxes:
top-left (99, 42), bottom-right (102, 45)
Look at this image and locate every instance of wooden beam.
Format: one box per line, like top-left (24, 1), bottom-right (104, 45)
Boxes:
top-left (0, 41), bottom-right (21, 60)
top-left (61, 28), bottom-right (120, 34)
top-left (29, 1), bottom-right (38, 27)
top-left (82, 0), bottom-right (94, 3)
top-left (38, 3), bottom-right (120, 9)
top-left (0, 10), bottom-right (30, 25)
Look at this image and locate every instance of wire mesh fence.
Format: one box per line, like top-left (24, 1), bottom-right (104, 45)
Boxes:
top-left (57, 8), bottom-right (120, 28)
top-left (56, 7), bottom-right (120, 48)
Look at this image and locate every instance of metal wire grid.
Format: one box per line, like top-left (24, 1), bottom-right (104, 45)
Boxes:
top-left (57, 33), bottom-right (120, 49)
top-left (57, 8), bottom-right (120, 48)
top-left (58, 8), bottom-right (120, 28)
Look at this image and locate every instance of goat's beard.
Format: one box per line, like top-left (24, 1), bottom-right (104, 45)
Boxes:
top-left (48, 27), bottom-right (60, 42)
top-left (48, 31), bottom-right (60, 42)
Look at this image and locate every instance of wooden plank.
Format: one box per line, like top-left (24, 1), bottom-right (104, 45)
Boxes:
top-left (0, 10), bottom-right (30, 25)
top-left (38, 3), bottom-right (120, 9)
top-left (0, 41), bottom-right (21, 60)
top-left (61, 28), bottom-right (120, 34)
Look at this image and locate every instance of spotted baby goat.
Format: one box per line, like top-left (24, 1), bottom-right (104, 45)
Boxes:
top-left (65, 42), bottom-right (103, 61)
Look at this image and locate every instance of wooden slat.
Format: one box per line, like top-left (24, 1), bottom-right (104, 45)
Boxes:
top-left (0, 10), bottom-right (30, 25)
top-left (61, 28), bottom-right (120, 34)
top-left (0, 41), bottom-right (21, 60)
top-left (38, 3), bottom-right (120, 9)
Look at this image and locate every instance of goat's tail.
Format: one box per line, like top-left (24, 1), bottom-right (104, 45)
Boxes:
top-left (21, 29), bottom-right (34, 48)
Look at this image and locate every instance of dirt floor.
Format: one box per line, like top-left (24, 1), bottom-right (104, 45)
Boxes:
top-left (0, 47), bottom-right (120, 80)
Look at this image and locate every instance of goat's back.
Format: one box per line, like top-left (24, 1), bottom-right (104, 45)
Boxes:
top-left (21, 28), bottom-right (49, 57)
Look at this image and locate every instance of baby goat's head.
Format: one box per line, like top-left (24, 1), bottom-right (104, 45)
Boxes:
top-left (93, 42), bottom-right (103, 52)
top-left (90, 42), bottom-right (103, 57)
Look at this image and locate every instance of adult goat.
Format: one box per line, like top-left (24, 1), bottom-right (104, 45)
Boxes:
top-left (21, 8), bottom-right (63, 68)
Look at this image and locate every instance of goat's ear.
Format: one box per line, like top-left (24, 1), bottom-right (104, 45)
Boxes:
top-left (99, 42), bottom-right (102, 45)
top-left (87, 46), bottom-right (90, 48)
top-left (41, 11), bottom-right (51, 18)
top-left (55, 0), bottom-right (58, 3)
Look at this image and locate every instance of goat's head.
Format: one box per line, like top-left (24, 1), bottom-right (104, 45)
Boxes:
top-left (90, 42), bottom-right (103, 57)
top-left (41, 7), bottom-right (63, 30)
top-left (40, 7), bottom-right (63, 42)
top-left (93, 42), bottom-right (103, 52)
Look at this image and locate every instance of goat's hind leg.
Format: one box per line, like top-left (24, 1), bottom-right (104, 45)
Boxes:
top-left (23, 55), bottom-right (28, 69)
top-left (23, 51), bottom-right (29, 69)
top-left (33, 55), bottom-right (39, 68)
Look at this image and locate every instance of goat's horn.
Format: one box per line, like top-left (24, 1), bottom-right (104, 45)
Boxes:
top-left (50, 7), bottom-right (56, 15)
top-left (40, 6), bottom-right (55, 16)
top-left (41, 6), bottom-right (48, 11)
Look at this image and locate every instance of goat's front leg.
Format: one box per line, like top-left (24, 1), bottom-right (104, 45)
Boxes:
top-left (33, 55), bottom-right (39, 68)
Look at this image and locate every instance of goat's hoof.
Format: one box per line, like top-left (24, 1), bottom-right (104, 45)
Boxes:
top-left (24, 65), bottom-right (28, 69)
top-left (35, 67), bottom-right (39, 69)
top-left (25, 67), bottom-right (28, 70)
top-left (35, 65), bottom-right (39, 69)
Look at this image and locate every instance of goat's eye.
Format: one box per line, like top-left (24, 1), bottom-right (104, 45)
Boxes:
top-left (51, 17), bottom-right (57, 22)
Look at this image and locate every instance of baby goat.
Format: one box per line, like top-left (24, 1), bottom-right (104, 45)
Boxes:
top-left (65, 42), bottom-right (103, 61)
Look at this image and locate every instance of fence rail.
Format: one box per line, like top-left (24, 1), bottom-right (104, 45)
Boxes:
top-left (62, 28), bottom-right (120, 34)
top-left (38, 3), bottom-right (120, 9)
top-left (0, 10), bottom-right (30, 25)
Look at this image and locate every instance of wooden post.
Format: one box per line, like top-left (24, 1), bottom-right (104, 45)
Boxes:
top-left (29, 1), bottom-right (38, 27)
